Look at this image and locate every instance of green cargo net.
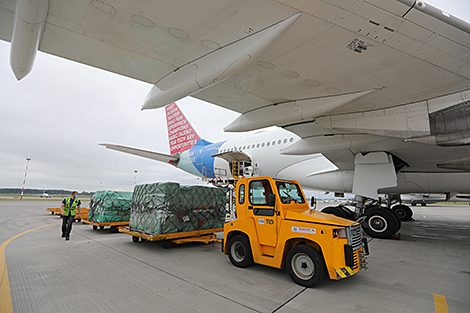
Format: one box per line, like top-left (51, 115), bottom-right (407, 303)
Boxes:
top-left (130, 182), bottom-right (226, 235)
top-left (88, 191), bottom-right (133, 223)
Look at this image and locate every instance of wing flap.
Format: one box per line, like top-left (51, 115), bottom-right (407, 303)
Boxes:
top-left (99, 144), bottom-right (179, 164)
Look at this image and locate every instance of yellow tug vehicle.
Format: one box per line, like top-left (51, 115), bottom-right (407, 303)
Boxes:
top-left (223, 176), bottom-right (368, 287)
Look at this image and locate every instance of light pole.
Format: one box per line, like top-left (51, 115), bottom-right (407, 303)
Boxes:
top-left (20, 157), bottom-right (32, 200)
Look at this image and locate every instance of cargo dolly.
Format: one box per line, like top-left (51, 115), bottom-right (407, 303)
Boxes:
top-left (46, 208), bottom-right (89, 222)
top-left (119, 227), bottom-right (223, 249)
top-left (82, 219), bottom-right (129, 233)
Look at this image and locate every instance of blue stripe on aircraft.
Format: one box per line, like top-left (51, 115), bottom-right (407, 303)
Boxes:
top-left (190, 140), bottom-right (226, 177)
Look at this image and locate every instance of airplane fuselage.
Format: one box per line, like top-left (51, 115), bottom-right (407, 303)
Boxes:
top-left (177, 127), bottom-right (470, 196)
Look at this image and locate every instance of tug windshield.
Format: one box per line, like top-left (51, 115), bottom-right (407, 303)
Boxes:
top-left (276, 181), bottom-right (305, 204)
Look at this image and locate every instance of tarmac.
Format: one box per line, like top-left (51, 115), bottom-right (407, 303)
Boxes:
top-left (1, 199), bottom-right (469, 313)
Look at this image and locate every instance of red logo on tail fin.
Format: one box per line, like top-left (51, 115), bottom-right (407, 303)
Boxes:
top-left (166, 103), bottom-right (201, 155)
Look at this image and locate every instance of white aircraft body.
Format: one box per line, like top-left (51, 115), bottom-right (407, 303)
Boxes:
top-left (1, 0), bottom-right (470, 238)
top-left (40, 190), bottom-right (51, 198)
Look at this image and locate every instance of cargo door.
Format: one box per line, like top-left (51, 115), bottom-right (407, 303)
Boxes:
top-left (249, 179), bottom-right (278, 247)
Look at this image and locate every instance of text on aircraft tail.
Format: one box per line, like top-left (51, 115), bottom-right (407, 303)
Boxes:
top-left (166, 103), bottom-right (201, 155)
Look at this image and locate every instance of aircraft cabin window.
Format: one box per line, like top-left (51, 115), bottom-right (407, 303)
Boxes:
top-left (272, 141), bottom-right (276, 145)
top-left (252, 144), bottom-right (255, 149)
top-left (284, 139), bottom-right (287, 143)
top-left (262, 143), bottom-right (265, 147)
top-left (257, 144), bottom-right (260, 148)
top-left (290, 138), bottom-right (294, 142)
top-left (267, 142), bottom-right (270, 146)
top-left (243, 146), bottom-right (246, 150)
top-left (278, 140), bottom-right (281, 144)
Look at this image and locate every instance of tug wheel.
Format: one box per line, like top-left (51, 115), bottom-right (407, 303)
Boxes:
top-left (228, 234), bottom-right (253, 268)
top-left (286, 245), bottom-right (325, 287)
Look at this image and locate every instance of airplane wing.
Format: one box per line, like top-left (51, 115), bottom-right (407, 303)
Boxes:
top-left (99, 144), bottom-right (179, 164)
top-left (2, 1), bottom-right (469, 108)
top-left (2, 0), bottom-right (470, 198)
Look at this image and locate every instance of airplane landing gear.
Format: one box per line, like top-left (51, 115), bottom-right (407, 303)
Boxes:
top-left (392, 204), bottom-right (413, 221)
top-left (362, 207), bottom-right (400, 239)
top-left (321, 196), bottom-right (402, 239)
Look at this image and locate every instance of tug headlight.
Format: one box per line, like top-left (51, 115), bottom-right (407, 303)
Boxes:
top-left (333, 228), bottom-right (347, 239)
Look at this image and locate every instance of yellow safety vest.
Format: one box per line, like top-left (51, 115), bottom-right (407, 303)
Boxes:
top-left (63, 197), bottom-right (79, 216)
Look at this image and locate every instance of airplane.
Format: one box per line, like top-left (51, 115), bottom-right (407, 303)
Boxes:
top-left (40, 190), bottom-right (51, 198)
top-left (101, 102), bottom-right (467, 239)
top-left (400, 193), bottom-right (449, 206)
top-left (1, 0), bottom-right (470, 238)
top-left (400, 193), bottom-right (470, 206)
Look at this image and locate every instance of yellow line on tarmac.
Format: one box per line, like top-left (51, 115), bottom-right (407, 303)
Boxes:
top-left (434, 294), bottom-right (449, 313)
top-left (0, 223), bottom-right (60, 313)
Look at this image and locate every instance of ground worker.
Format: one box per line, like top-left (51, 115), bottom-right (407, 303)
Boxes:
top-left (60, 191), bottom-right (81, 240)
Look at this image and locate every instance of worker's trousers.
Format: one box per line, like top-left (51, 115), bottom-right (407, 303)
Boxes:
top-left (62, 215), bottom-right (74, 238)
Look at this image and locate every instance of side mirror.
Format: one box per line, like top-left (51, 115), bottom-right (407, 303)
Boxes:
top-left (311, 196), bottom-right (316, 209)
top-left (268, 193), bottom-right (276, 206)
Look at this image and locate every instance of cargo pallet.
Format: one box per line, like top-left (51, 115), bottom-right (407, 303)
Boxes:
top-left (46, 208), bottom-right (89, 222)
top-left (119, 226), bottom-right (223, 249)
top-left (82, 219), bottom-right (129, 233)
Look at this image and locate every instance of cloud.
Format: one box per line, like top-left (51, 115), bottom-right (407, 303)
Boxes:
top-left (0, 41), bottom-right (240, 191)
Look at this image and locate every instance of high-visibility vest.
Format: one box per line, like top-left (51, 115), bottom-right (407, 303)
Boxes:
top-left (63, 197), bottom-right (79, 216)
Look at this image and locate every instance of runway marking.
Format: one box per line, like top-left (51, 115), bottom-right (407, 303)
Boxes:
top-left (433, 294), bottom-right (449, 313)
top-left (0, 223), bottom-right (60, 313)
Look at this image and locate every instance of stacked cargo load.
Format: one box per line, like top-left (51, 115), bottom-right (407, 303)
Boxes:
top-left (88, 191), bottom-right (133, 223)
top-left (130, 182), bottom-right (226, 235)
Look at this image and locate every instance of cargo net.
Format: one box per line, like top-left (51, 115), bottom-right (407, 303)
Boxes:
top-left (130, 182), bottom-right (226, 235)
top-left (88, 191), bottom-right (133, 223)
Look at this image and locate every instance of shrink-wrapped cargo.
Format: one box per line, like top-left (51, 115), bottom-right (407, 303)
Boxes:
top-left (130, 183), bottom-right (225, 235)
top-left (88, 191), bottom-right (133, 223)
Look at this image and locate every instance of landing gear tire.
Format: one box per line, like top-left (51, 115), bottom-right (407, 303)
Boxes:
top-left (228, 234), bottom-right (253, 268)
top-left (389, 208), bottom-right (402, 233)
top-left (392, 204), bottom-right (413, 221)
top-left (362, 207), bottom-right (399, 239)
top-left (322, 206), bottom-right (348, 218)
top-left (286, 245), bottom-right (325, 288)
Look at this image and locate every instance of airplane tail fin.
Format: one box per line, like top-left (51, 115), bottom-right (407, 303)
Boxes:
top-left (166, 103), bottom-right (208, 155)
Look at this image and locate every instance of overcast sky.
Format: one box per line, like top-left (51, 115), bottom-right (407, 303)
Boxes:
top-left (1, 1), bottom-right (469, 193)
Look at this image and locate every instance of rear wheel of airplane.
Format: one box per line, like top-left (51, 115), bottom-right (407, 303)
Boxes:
top-left (392, 204), bottom-right (413, 221)
top-left (322, 206), bottom-right (347, 218)
top-left (228, 234), bottom-right (253, 268)
top-left (286, 245), bottom-right (325, 288)
top-left (388, 208), bottom-right (402, 232)
top-left (322, 206), bottom-right (355, 220)
top-left (362, 207), bottom-right (399, 239)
